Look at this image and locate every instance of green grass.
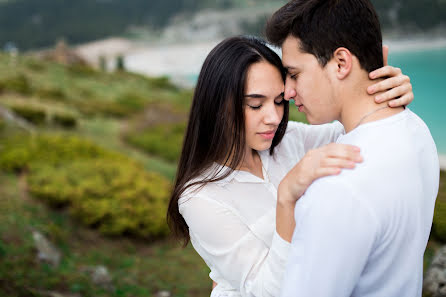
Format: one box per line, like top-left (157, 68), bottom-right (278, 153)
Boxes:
top-left (0, 172), bottom-right (211, 297)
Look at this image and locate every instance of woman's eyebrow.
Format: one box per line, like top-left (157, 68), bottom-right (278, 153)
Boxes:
top-left (244, 92), bottom-right (284, 99)
top-left (244, 94), bottom-right (266, 98)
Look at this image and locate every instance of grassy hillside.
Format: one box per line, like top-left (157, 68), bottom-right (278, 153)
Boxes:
top-left (0, 52), bottom-right (444, 297)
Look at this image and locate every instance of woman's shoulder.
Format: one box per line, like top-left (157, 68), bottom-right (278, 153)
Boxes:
top-left (178, 164), bottom-right (233, 207)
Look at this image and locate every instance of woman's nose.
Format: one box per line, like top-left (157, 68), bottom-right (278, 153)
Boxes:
top-left (264, 103), bottom-right (282, 125)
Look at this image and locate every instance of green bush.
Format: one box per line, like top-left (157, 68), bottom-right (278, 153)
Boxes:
top-left (66, 64), bottom-right (97, 77)
top-left (115, 92), bottom-right (148, 113)
top-left (0, 133), bottom-right (122, 172)
top-left (25, 59), bottom-right (46, 72)
top-left (77, 99), bottom-right (132, 118)
top-left (0, 117), bottom-right (5, 131)
top-left (35, 86), bottom-right (66, 100)
top-left (52, 113), bottom-right (77, 128)
top-left (147, 76), bottom-right (177, 91)
top-left (28, 160), bottom-right (171, 238)
top-left (10, 105), bottom-right (46, 125)
top-left (126, 123), bottom-right (185, 162)
top-left (433, 171), bottom-right (446, 242)
top-left (0, 73), bottom-right (32, 95)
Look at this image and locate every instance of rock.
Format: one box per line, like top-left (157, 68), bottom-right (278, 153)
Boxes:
top-left (424, 246), bottom-right (446, 297)
top-left (156, 291), bottom-right (171, 297)
top-left (32, 230), bottom-right (61, 267)
top-left (91, 265), bottom-right (112, 287)
top-left (80, 265), bottom-right (114, 291)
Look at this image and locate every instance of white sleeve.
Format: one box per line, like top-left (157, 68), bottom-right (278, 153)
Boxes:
top-left (179, 196), bottom-right (290, 297)
top-left (280, 179), bottom-right (379, 297)
top-left (285, 121), bottom-right (345, 153)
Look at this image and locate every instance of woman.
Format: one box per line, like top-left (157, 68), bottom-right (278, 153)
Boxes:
top-left (167, 36), bottom-right (413, 297)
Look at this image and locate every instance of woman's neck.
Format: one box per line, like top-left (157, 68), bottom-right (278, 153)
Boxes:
top-left (238, 149), bottom-right (264, 179)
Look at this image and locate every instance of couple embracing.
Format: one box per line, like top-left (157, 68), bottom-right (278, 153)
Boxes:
top-left (167, 0), bottom-right (440, 296)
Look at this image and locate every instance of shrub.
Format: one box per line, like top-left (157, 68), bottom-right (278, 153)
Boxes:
top-left (67, 64), bottom-right (97, 77)
top-left (115, 92), bottom-right (148, 114)
top-left (0, 133), bottom-right (122, 172)
top-left (125, 123), bottom-right (185, 162)
top-left (0, 74), bottom-right (32, 95)
top-left (147, 76), bottom-right (177, 91)
top-left (0, 117), bottom-right (5, 131)
top-left (25, 59), bottom-right (46, 72)
top-left (52, 113), bottom-right (77, 129)
top-left (10, 105), bottom-right (46, 125)
top-left (28, 160), bottom-right (171, 238)
top-left (433, 171), bottom-right (446, 242)
top-left (76, 100), bottom-right (131, 118)
top-left (35, 87), bottom-right (66, 100)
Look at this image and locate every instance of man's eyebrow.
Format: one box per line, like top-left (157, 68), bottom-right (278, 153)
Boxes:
top-left (284, 66), bottom-right (298, 71)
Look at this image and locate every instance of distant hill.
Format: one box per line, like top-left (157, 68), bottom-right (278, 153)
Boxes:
top-left (0, 0), bottom-right (444, 51)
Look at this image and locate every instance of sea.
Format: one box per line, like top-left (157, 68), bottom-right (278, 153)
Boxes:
top-left (388, 46), bottom-right (446, 158)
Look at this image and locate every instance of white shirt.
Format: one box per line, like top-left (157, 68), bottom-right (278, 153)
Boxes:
top-left (280, 109), bottom-right (440, 297)
top-left (179, 121), bottom-right (345, 297)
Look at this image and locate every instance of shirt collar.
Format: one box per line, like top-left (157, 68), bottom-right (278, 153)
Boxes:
top-left (207, 150), bottom-right (271, 185)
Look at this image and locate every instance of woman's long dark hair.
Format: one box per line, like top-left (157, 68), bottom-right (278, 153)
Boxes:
top-left (167, 36), bottom-right (289, 246)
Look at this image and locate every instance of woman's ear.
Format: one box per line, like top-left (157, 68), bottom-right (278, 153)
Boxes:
top-left (332, 47), bottom-right (353, 80)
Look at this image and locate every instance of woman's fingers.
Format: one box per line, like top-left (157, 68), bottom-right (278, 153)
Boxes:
top-left (375, 83), bottom-right (412, 103)
top-left (315, 167), bottom-right (342, 178)
top-left (321, 157), bottom-right (357, 169)
top-left (369, 65), bottom-right (402, 81)
top-left (324, 144), bottom-right (362, 162)
top-left (368, 74), bottom-right (409, 95)
top-left (388, 93), bottom-right (413, 107)
top-left (382, 44), bottom-right (389, 66)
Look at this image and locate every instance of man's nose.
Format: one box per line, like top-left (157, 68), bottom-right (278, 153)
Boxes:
top-left (284, 80), bottom-right (297, 101)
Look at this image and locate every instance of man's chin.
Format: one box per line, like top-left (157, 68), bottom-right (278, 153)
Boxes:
top-left (307, 116), bottom-right (331, 125)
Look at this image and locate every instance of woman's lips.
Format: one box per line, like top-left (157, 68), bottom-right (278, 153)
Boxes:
top-left (258, 130), bottom-right (276, 140)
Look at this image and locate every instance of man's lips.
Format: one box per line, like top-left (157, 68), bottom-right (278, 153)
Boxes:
top-left (296, 104), bottom-right (304, 112)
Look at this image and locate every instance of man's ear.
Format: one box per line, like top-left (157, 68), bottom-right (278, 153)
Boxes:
top-left (332, 47), bottom-right (352, 80)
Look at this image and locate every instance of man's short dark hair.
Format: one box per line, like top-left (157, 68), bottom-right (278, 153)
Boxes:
top-left (265, 0), bottom-right (384, 73)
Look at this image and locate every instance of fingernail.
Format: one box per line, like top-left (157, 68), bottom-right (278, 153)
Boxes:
top-left (375, 95), bottom-right (382, 102)
top-left (354, 147), bottom-right (361, 152)
top-left (368, 86), bottom-right (375, 93)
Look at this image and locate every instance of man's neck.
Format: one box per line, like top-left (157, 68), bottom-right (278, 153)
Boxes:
top-left (339, 80), bottom-right (405, 133)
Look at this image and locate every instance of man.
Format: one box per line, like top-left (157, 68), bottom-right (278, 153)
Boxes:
top-left (266, 0), bottom-right (440, 296)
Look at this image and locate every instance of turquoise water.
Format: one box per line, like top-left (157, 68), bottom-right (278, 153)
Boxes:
top-left (389, 47), bottom-right (446, 155)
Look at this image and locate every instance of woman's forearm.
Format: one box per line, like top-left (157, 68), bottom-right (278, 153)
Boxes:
top-left (276, 190), bottom-right (297, 243)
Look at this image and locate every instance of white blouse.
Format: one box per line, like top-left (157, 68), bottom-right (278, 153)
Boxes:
top-left (178, 121), bottom-right (344, 297)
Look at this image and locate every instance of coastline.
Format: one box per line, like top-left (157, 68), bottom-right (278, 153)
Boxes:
top-left (383, 37), bottom-right (446, 53)
top-left (440, 155), bottom-right (446, 171)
